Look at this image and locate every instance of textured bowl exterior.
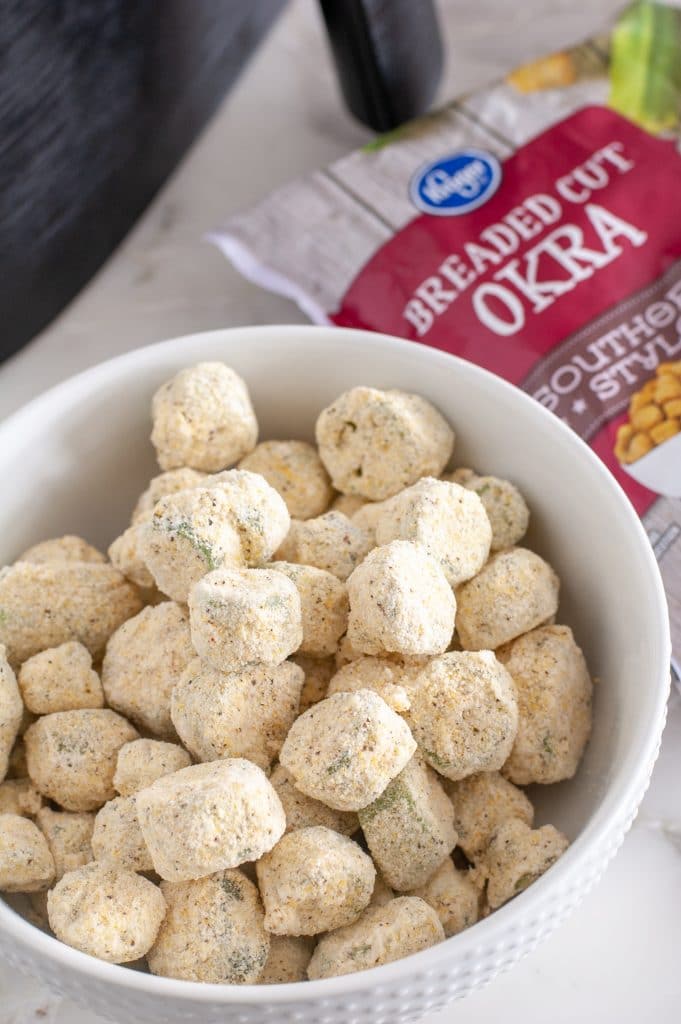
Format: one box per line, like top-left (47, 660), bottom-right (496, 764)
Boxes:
top-left (0, 326), bottom-right (670, 1024)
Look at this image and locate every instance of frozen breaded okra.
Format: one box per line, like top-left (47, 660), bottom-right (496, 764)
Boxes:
top-left (315, 386), bottom-right (454, 500)
top-left (35, 806), bottom-right (94, 880)
top-left (347, 541), bottom-right (456, 658)
top-left (456, 548), bottom-right (559, 651)
top-left (147, 870), bottom-right (268, 983)
top-left (91, 795), bottom-right (153, 873)
top-left (407, 651), bottom-right (518, 781)
top-left (376, 477), bottom-right (491, 586)
top-left (47, 862), bottom-right (165, 962)
top-left (0, 778), bottom-right (42, 817)
top-left (276, 511), bottom-right (372, 582)
top-left (268, 764), bottom-right (358, 836)
top-left (359, 755), bottom-right (457, 891)
top-left (308, 896), bottom-right (444, 979)
top-left (137, 487), bottom-right (244, 603)
top-left (151, 361), bottom-right (258, 472)
top-left (0, 813), bottom-right (55, 892)
top-left (409, 857), bottom-right (480, 937)
top-left (136, 759), bottom-right (285, 881)
top-left (445, 771), bottom-right (534, 861)
top-left (24, 709), bottom-right (138, 812)
top-left (0, 562), bottom-right (142, 665)
top-left (18, 536), bottom-right (106, 565)
top-left (171, 659), bottom-right (304, 770)
top-left (444, 470), bottom-right (530, 552)
top-left (326, 656), bottom-right (413, 715)
top-left (290, 654), bottom-right (335, 712)
top-left (18, 642), bottom-right (104, 715)
top-left (497, 625), bottom-right (592, 785)
top-left (0, 644), bottom-right (23, 782)
top-left (256, 826), bottom-right (375, 936)
top-left (480, 819), bottom-right (569, 909)
top-left (258, 936), bottom-right (314, 984)
top-left (131, 468), bottom-right (205, 523)
top-left (239, 440), bottom-right (333, 519)
top-left (188, 568), bottom-right (302, 673)
top-left (279, 689), bottom-right (416, 812)
top-left (269, 561), bottom-right (348, 657)
top-left (203, 469), bottom-right (291, 565)
top-left (101, 602), bottom-right (194, 739)
top-left (113, 739), bottom-right (192, 797)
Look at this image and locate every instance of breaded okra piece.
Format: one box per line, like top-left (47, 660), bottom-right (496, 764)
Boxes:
top-left (113, 739), bottom-right (192, 797)
top-left (0, 645), bottom-right (23, 781)
top-left (480, 819), bottom-right (569, 909)
top-left (409, 858), bottom-right (480, 937)
top-left (315, 387), bottom-right (454, 500)
top-left (279, 689), bottom-right (416, 812)
top-left (35, 806), bottom-right (94, 880)
top-left (24, 709), bottom-right (138, 811)
top-left (256, 826), bottom-right (375, 936)
top-left (131, 468), bottom-right (205, 523)
top-left (136, 759), bottom-right (285, 881)
top-left (456, 548), bottom-right (559, 651)
top-left (47, 862), bottom-right (165, 962)
top-left (91, 795), bottom-right (153, 872)
top-left (269, 562), bottom-right (348, 657)
top-left (307, 896), bottom-right (444, 979)
top-left (188, 568), bottom-right (302, 673)
top-left (6, 736), bottom-right (28, 779)
top-left (18, 642), bottom-right (104, 715)
top-left (444, 470), bottom-right (530, 551)
top-left (203, 469), bottom-right (290, 565)
top-left (107, 525), bottom-right (155, 590)
top-left (276, 511), bottom-right (372, 582)
top-left (326, 656), bottom-right (413, 715)
top-left (407, 652), bottom-right (518, 781)
top-left (101, 602), bottom-right (194, 739)
top-left (0, 778), bottom-right (42, 817)
top-left (18, 536), bottom-right (106, 564)
top-left (331, 494), bottom-right (368, 517)
top-left (147, 870), bottom-right (268, 983)
top-left (359, 755), bottom-right (457, 891)
top-left (346, 541), bottom-right (455, 658)
top-left (239, 440), bottom-right (333, 519)
top-left (171, 659), bottom-right (304, 770)
top-left (350, 500), bottom-right (385, 548)
top-left (0, 562), bottom-right (143, 665)
top-left (290, 654), bottom-right (335, 712)
top-left (497, 625), bottom-right (592, 785)
top-left (445, 771), bottom-right (534, 861)
top-left (258, 936), bottom-right (315, 984)
top-left (151, 362), bottom-right (258, 472)
top-left (369, 872), bottom-right (395, 907)
top-left (268, 764), bottom-right (358, 836)
top-left (0, 813), bottom-right (55, 892)
top-left (376, 477), bottom-right (491, 586)
top-left (137, 487), bottom-right (244, 603)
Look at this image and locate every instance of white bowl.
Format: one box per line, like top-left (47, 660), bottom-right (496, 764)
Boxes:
top-left (0, 326), bottom-right (670, 1024)
top-left (621, 430), bottom-right (681, 497)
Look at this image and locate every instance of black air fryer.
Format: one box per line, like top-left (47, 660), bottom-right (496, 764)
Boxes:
top-left (0, 0), bottom-right (442, 361)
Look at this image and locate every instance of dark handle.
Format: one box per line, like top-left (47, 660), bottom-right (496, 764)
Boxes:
top-left (318, 0), bottom-right (444, 132)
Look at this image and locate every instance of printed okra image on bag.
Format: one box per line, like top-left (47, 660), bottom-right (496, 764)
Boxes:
top-left (213, 0), bottom-right (681, 660)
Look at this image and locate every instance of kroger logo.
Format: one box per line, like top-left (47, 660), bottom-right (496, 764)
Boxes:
top-left (409, 149), bottom-right (502, 216)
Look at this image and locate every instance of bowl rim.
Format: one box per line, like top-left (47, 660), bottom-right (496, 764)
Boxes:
top-left (0, 324), bottom-right (671, 1003)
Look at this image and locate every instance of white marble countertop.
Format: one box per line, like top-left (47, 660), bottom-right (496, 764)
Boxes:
top-left (1, 2), bottom-right (679, 1021)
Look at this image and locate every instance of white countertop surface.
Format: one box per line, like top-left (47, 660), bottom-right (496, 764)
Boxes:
top-left (1, 2), bottom-right (679, 1022)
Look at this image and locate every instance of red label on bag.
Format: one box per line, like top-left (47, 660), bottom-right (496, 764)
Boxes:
top-left (332, 107), bottom-right (681, 513)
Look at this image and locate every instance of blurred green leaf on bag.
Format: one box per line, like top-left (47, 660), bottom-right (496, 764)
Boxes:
top-left (609, 1), bottom-right (681, 133)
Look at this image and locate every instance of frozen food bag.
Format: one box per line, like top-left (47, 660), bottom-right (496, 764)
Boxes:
top-left (212, 2), bottom-right (681, 677)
